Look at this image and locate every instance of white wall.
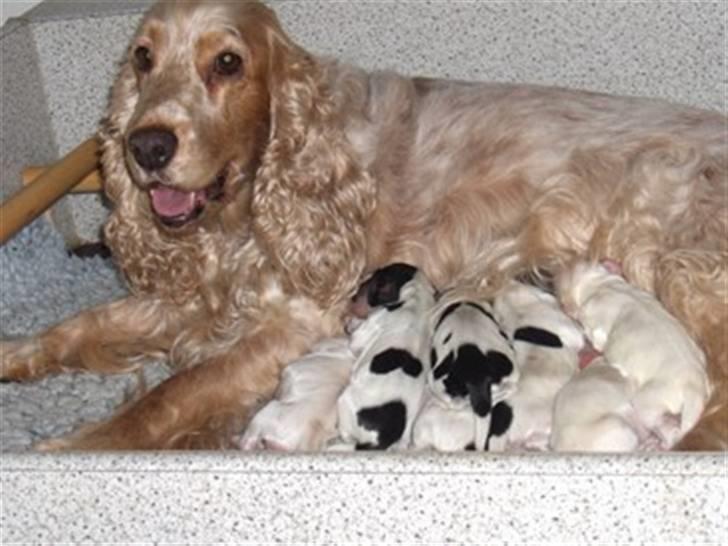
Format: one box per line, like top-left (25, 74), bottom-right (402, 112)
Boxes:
top-left (1, 1), bottom-right (44, 26)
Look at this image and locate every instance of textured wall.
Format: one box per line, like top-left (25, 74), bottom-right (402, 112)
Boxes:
top-left (1, 0), bottom-right (725, 242)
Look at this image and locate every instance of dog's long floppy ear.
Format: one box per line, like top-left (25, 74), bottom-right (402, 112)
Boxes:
top-left (251, 28), bottom-right (377, 308)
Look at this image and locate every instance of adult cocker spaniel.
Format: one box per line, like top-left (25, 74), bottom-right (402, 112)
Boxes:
top-left (1, 0), bottom-right (725, 450)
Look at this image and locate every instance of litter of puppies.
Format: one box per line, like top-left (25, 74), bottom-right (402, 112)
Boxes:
top-left (238, 262), bottom-right (711, 453)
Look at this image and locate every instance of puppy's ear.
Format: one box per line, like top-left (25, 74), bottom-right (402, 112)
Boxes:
top-left (367, 277), bottom-right (399, 308)
top-left (251, 30), bottom-right (376, 308)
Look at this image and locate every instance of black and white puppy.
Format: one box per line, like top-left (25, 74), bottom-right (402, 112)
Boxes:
top-left (337, 263), bottom-right (437, 450)
top-left (423, 295), bottom-right (518, 450)
top-left (490, 281), bottom-right (584, 451)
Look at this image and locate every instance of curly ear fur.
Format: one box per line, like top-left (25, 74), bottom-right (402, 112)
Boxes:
top-left (251, 34), bottom-right (376, 308)
top-left (100, 62), bottom-right (207, 304)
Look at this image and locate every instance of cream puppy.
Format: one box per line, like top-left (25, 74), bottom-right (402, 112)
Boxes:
top-left (551, 356), bottom-right (643, 451)
top-left (555, 261), bottom-right (711, 450)
top-left (492, 281), bottom-right (584, 450)
top-left (238, 337), bottom-right (354, 451)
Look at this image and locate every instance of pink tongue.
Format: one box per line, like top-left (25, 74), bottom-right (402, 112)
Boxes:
top-left (150, 186), bottom-right (196, 218)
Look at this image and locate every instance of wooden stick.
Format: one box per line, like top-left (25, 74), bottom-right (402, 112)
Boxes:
top-left (0, 138), bottom-right (100, 245)
top-left (22, 166), bottom-right (103, 193)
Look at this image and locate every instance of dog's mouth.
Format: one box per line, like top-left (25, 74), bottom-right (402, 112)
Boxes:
top-left (148, 168), bottom-right (228, 227)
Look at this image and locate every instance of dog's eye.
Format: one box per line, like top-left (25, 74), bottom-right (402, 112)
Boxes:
top-left (134, 46), bottom-right (153, 73)
top-left (214, 51), bottom-right (243, 77)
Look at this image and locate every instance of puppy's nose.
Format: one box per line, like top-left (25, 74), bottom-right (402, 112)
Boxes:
top-left (128, 127), bottom-right (178, 171)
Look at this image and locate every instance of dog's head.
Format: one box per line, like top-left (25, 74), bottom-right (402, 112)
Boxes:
top-left (102, 1), bottom-right (375, 305)
top-left (103, 1), bottom-right (291, 230)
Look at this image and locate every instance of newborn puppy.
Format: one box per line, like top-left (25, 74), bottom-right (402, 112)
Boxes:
top-left (238, 337), bottom-right (354, 451)
top-left (337, 263), bottom-right (436, 450)
top-left (555, 261), bottom-right (711, 450)
top-left (428, 296), bottom-right (518, 450)
top-left (551, 356), bottom-right (644, 451)
top-left (490, 281), bottom-right (584, 451)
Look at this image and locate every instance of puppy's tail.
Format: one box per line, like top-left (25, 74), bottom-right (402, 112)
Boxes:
top-left (474, 414), bottom-right (491, 452)
top-left (467, 378), bottom-right (492, 450)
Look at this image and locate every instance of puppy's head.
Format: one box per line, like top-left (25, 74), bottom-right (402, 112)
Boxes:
top-left (555, 261), bottom-right (618, 316)
top-left (349, 263), bottom-right (430, 317)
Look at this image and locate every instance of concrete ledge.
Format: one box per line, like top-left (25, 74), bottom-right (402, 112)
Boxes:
top-left (1, 452), bottom-right (725, 543)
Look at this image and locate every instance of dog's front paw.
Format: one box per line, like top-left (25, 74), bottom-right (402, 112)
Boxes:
top-left (33, 437), bottom-right (75, 452)
top-left (0, 339), bottom-right (49, 382)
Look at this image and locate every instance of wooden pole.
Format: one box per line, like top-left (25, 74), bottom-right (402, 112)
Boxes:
top-left (0, 138), bottom-right (100, 245)
top-left (21, 166), bottom-right (103, 193)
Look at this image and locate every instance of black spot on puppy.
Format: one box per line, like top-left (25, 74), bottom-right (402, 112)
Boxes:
top-left (365, 263), bottom-right (418, 308)
top-left (370, 348), bottom-right (423, 377)
top-left (486, 401), bottom-right (514, 450)
top-left (441, 345), bottom-right (513, 401)
top-left (433, 351), bottom-right (454, 380)
top-left (430, 347), bottom-right (438, 369)
top-left (514, 326), bottom-right (563, 348)
top-left (467, 377), bottom-right (492, 418)
top-left (356, 401), bottom-right (407, 449)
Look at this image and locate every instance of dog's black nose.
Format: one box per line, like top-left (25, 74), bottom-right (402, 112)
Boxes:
top-left (128, 128), bottom-right (177, 171)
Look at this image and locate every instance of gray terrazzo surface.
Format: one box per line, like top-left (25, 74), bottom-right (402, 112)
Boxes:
top-left (2, 452), bottom-right (726, 543)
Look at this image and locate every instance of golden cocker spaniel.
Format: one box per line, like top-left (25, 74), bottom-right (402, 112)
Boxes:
top-left (1, 0), bottom-right (725, 450)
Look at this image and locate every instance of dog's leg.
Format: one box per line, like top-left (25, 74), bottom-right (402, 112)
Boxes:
top-left (0, 296), bottom-right (178, 381)
top-left (33, 313), bottom-right (321, 450)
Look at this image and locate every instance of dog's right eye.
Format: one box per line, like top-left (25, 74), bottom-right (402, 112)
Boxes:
top-left (134, 46), bottom-right (153, 73)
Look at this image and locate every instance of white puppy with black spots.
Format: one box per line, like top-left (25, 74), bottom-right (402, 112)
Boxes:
top-left (489, 281), bottom-right (585, 451)
top-left (238, 337), bottom-right (354, 451)
top-left (337, 263), bottom-right (437, 450)
top-left (553, 261), bottom-right (711, 451)
top-left (414, 295), bottom-right (518, 451)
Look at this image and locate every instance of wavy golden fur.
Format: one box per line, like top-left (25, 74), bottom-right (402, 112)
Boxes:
top-left (1, 0), bottom-right (725, 450)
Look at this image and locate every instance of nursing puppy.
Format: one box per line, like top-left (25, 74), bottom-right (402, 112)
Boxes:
top-left (555, 261), bottom-right (711, 450)
top-left (238, 337), bottom-right (354, 451)
top-left (427, 297), bottom-right (518, 450)
top-left (337, 263), bottom-right (436, 450)
top-left (551, 356), bottom-right (643, 451)
top-left (490, 281), bottom-right (584, 451)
